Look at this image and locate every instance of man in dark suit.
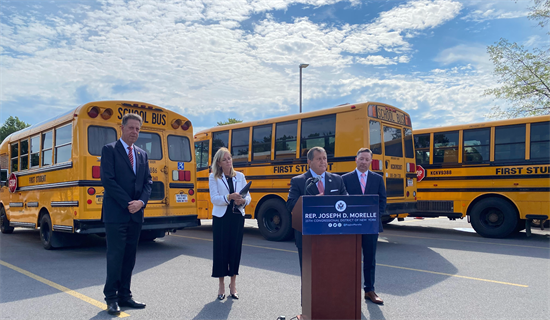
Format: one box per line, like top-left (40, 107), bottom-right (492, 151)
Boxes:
top-left (342, 148), bottom-right (387, 305)
top-left (100, 113), bottom-right (152, 315)
top-left (286, 146), bottom-right (347, 319)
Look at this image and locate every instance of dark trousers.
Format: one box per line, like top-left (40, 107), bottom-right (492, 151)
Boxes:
top-left (362, 233), bottom-right (379, 292)
top-left (212, 212), bottom-right (245, 277)
top-left (104, 220), bottom-right (142, 303)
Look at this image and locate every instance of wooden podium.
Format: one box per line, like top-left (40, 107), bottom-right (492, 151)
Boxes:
top-left (292, 196), bottom-right (362, 320)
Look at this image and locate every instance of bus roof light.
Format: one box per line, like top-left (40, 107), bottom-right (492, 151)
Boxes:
top-left (88, 107), bottom-right (100, 118)
top-left (172, 119), bottom-right (182, 130)
top-left (181, 121), bottom-right (191, 131)
top-left (350, 105), bottom-right (356, 109)
top-left (101, 108), bottom-right (113, 120)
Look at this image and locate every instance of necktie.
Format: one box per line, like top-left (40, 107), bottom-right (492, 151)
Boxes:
top-left (360, 173), bottom-right (366, 194)
top-left (128, 146), bottom-right (134, 169)
top-left (317, 178), bottom-right (324, 194)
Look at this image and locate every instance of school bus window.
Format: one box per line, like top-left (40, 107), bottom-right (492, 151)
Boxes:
top-left (167, 135), bottom-right (192, 162)
top-left (150, 181), bottom-right (165, 201)
top-left (495, 124), bottom-right (525, 161)
top-left (0, 169), bottom-right (7, 182)
top-left (433, 131), bottom-right (458, 164)
top-left (195, 140), bottom-right (209, 170)
top-left (88, 126), bottom-right (117, 156)
top-left (252, 125), bottom-right (272, 161)
top-left (275, 121), bottom-right (297, 159)
top-left (231, 128), bottom-right (250, 163)
top-left (20, 139), bottom-right (29, 171)
top-left (414, 133), bottom-right (430, 165)
top-left (464, 128), bottom-right (490, 163)
top-left (135, 132), bottom-right (162, 160)
top-left (383, 126), bottom-right (403, 157)
top-left (530, 121), bottom-right (550, 160)
top-left (42, 131), bottom-right (53, 166)
top-left (212, 131), bottom-right (229, 160)
top-left (404, 128), bottom-right (414, 158)
top-left (30, 135), bottom-right (40, 168)
top-left (55, 124), bottom-right (72, 164)
top-left (369, 120), bottom-right (382, 155)
top-left (10, 142), bottom-right (18, 172)
top-left (300, 115), bottom-right (336, 157)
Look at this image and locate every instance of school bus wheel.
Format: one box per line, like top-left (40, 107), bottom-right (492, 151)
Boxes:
top-left (470, 198), bottom-right (518, 238)
top-left (256, 198), bottom-right (293, 242)
top-left (1, 206), bottom-right (14, 234)
top-left (39, 213), bottom-right (56, 250)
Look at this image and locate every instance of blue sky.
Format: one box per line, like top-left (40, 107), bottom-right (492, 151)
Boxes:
top-left (0, 0), bottom-right (546, 133)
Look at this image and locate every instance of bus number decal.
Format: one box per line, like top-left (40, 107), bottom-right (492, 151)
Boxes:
top-left (28, 175), bottom-right (46, 183)
top-left (430, 170), bottom-right (452, 176)
top-left (150, 167), bottom-right (158, 174)
top-left (117, 108), bottom-right (166, 126)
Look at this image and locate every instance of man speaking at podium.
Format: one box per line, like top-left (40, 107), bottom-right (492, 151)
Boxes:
top-left (286, 146), bottom-right (347, 318)
top-left (342, 148), bottom-right (387, 305)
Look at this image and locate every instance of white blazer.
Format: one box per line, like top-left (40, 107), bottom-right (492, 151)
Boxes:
top-left (209, 171), bottom-right (252, 217)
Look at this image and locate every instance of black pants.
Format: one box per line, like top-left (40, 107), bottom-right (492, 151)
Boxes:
top-left (212, 211), bottom-right (245, 277)
top-left (362, 233), bottom-right (379, 292)
top-left (104, 220), bottom-right (141, 303)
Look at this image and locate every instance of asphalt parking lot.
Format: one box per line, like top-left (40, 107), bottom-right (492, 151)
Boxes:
top-left (1, 217), bottom-right (549, 320)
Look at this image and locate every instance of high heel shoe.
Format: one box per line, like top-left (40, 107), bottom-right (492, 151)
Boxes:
top-left (229, 285), bottom-right (239, 299)
top-left (217, 293), bottom-right (225, 300)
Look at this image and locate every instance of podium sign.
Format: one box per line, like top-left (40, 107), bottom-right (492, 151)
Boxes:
top-left (302, 195), bottom-right (379, 235)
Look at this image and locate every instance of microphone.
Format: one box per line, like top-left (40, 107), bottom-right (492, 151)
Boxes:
top-left (305, 176), bottom-right (321, 195)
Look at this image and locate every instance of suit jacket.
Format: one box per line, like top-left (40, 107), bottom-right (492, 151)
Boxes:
top-left (342, 169), bottom-right (387, 232)
top-left (209, 171), bottom-right (252, 217)
top-left (100, 140), bottom-right (152, 223)
top-left (286, 170), bottom-right (348, 248)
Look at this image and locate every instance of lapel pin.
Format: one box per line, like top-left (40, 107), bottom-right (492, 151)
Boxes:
top-left (329, 179), bottom-right (332, 182)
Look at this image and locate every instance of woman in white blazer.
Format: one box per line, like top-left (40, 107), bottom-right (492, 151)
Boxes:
top-left (209, 147), bottom-right (251, 300)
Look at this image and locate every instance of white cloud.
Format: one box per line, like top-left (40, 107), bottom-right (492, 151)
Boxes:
top-left (461, 0), bottom-right (529, 22)
top-left (434, 44), bottom-right (492, 70)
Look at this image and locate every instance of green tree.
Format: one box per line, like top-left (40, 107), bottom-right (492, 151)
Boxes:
top-left (0, 116), bottom-right (31, 143)
top-left (217, 118), bottom-right (243, 126)
top-left (485, 0), bottom-right (550, 119)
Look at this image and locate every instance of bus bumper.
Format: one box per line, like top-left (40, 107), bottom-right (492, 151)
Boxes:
top-left (74, 215), bottom-right (200, 234)
top-left (412, 200), bottom-right (462, 218)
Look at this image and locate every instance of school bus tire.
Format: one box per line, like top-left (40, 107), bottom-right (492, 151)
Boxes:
top-left (1, 206), bottom-right (14, 234)
top-left (257, 199), bottom-right (293, 242)
top-left (470, 198), bottom-right (518, 238)
top-left (40, 214), bottom-right (57, 250)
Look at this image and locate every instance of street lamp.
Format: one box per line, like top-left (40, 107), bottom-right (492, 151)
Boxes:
top-left (299, 64), bottom-right (309, 113)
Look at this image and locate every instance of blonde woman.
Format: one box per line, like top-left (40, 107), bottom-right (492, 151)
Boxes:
top-left (209, 147), bottom-right (251, 300)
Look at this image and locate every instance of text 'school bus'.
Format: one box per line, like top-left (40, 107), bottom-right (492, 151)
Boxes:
top-left (194, 102), bottom-right (418, 241)
top-left (0, 101), bottom-right (199, 249)
top-left (413, 115), bottom-right (550, 238)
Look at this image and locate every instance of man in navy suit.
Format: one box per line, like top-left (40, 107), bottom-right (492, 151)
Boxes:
top-left (286, 146), bottom-right (347, 319)
top-left (100, 113), bottom-right (152, 315)
top-left (342, 148), bottom-right (387, 305)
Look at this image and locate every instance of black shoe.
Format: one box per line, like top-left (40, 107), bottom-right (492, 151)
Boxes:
top-left (107, 302), bottom-right (120, 315)
top-left (229, 285), bottom-right (239, 299)
top-left (217, 294), bottom-right (226, 300)
top-left (118, 299), bottom-right (146, 309)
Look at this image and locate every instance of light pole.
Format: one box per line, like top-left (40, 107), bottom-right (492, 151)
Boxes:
top-left (299, 64), bottom-right (309, 113)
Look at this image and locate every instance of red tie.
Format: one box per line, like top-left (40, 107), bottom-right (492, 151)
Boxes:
top-left (317, 179), bottom-right (324, 194)
top-left (128, 146), bottom-right (134, 169)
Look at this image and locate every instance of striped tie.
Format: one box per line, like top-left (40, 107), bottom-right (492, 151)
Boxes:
top-left (128, 146), bottom-right (134, 169)
top-left (360, 173), bottom-right (366, 194)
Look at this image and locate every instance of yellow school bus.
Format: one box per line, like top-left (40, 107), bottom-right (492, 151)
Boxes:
top-left (0, 101), bottom-right (199, 249)
top-left (194, 102), bottom-right (418, 241)
top-left (413, 115), bottom-right (550, 238)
